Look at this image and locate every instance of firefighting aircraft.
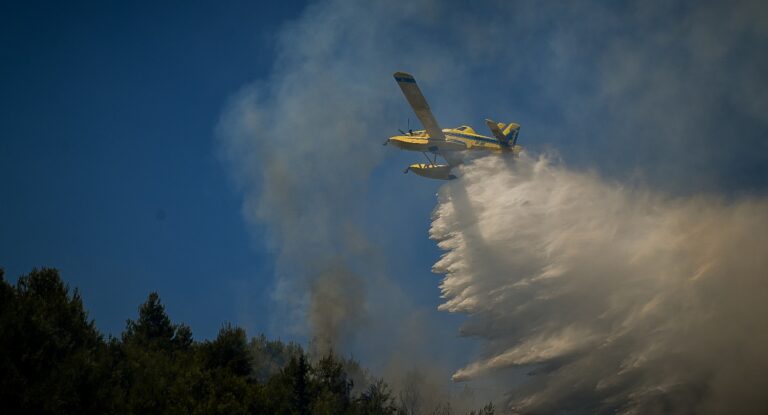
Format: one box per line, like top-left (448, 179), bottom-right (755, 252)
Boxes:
top-left (384, 71), bottom-right (522, 180)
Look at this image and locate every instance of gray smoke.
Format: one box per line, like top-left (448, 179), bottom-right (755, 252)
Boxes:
top-left (431, 154), bottom-right (768, 413)
top-left (215, 0), bottom-right (460, 358)
top-left (217, 0), bottom-right (768, 409)
top-left (217, 81), bottom-right (377, 355)
top-left (308, 261), bottom-right (366, 354)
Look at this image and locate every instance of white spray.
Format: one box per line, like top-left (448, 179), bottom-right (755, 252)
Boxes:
top-left (431, 153), bottom-right (768, 414)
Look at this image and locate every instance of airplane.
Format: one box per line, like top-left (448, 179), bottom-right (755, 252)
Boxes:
top-left (385, 71), bottom-right (522, 180)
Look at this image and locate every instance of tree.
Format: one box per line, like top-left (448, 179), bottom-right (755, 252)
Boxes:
top-left (0, 268), bottom-right (108, 414)
top-left (202, 323), bottom-right (252, 377)
top-left (397, 370), bottom-right (425, 415)
top-left (191, 323), bottom-right (260, 414)
top-left (122, 292), bottom-right (190, 352)
top-left (1, 268), bottom-right (471, 415)
top-left (249, 333), bottom-right (304, 382)
top-left (312, 352), bottom-right (354, 415)
top-left (116, 292), bottom-right (198, 414)
top-left (263, 353), bottom-right (312, 415)
top-left (356, 378), bottom-right (398, 415)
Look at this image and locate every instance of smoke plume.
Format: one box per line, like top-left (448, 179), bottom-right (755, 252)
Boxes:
top-left (308, 261), bottom-right (366, 354)
top-left (431, 153), bottom-right (768, 413)
top-left (217, 0), bottom-right (768, 409)
top-left (215, 0), bottom-right (458, 359)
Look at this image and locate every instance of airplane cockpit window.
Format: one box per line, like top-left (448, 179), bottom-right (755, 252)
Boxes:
top-left (456, 126), bottom-right (467, 131)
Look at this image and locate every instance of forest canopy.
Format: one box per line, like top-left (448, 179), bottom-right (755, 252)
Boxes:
top-left (0, 268), bottom-right (493, 415)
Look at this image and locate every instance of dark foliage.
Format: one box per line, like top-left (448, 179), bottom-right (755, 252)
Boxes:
top-left (0, 268), bottom-right (493, 415)
top-left (0, 268), bottom-right (109, 414)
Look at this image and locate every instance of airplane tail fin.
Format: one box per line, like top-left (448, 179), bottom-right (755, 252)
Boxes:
top-left (502, 122), bottom-right (520, 146)
top-left (485, 119), bottom-right (521, 147)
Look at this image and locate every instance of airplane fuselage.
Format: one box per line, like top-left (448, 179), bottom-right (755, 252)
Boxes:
top-left (387, 127), bottom-right (521, 154)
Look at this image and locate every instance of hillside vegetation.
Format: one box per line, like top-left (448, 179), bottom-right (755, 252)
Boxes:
top-left (0, 268), bottom-right (493, 415)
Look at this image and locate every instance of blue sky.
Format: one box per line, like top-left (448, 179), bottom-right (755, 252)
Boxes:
top-left (0, 1), bottom-right (307, 339)
top-left (2, 0), bottom-right (767, 384)
top-left (0, 1), bottom-right (462, 351)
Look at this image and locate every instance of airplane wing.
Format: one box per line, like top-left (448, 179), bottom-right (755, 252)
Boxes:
top-left (393, 72), bottom-right (445, 141)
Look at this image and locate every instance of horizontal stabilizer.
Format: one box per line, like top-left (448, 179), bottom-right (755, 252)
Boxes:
top-left (485, 119), bottom-right (506, 143)
top-left (485, 119), bottom-right (520, 147)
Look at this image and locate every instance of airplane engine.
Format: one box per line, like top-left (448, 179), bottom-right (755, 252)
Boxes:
top-left (407, 163), bottom-right (456, 180)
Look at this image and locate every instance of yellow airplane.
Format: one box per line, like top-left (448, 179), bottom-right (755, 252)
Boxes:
top-left (385, 71), bottom-right (522, 180)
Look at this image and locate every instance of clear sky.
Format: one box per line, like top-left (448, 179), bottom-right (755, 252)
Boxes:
top-left (0, 1), bottom-right (308, 339)
top-left (2, 0), bottom-right (767, 392)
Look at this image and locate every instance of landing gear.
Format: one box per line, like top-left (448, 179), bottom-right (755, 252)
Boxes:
top-left (422, 151), bottom-right (448, 166)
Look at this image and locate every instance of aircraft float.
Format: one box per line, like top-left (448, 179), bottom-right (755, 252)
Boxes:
top-left (385, 71), bottom-right (522, 180)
